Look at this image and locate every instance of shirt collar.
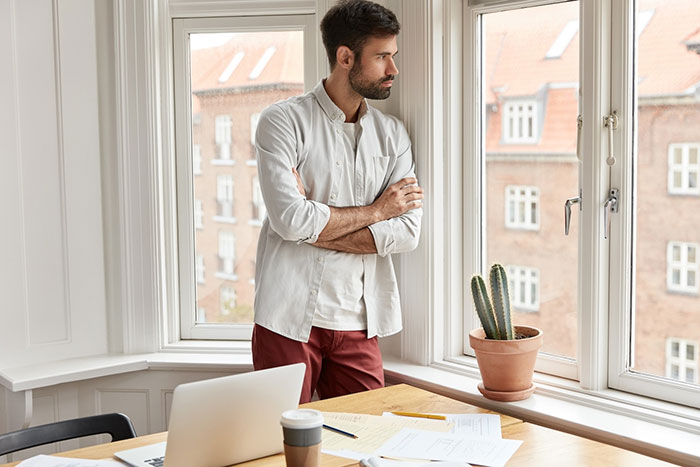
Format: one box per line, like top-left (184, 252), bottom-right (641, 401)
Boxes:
top-left (313, 79), bottom-right (370, 123)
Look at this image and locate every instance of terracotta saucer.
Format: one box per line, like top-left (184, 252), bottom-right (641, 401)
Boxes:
top-left (477, 383), bottom-right (536, 402)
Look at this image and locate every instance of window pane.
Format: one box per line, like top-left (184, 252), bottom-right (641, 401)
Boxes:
top-left (687, 344), bottom-right (695, 361)
top-left (190, 30), bottom-right (304, 324)
top-left (482, 2), bottom-right (579, 359)
top-left (632, 2), bottom-right (700, 384)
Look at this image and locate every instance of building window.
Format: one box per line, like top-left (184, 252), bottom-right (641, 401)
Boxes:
top-left (193, 144), bottom-right (202, 175)
top-left (220, 286), bottom-right (237, 316)
top-left (506, 266), bottom-right (539, 312)
top-left (196, 255), bottom-right (205, 284)
top-left (503, 100), bottom-right (537, 143)
top-left (194, 199), bottom-right (203, 230)
top-left (215, 174), bottom-right (235, 222)
top-left (667, 242), bottom-right (699, 294)
top-left (666, 338), bottom-right (698, 384)
top-left (217, 231), bottom-right (236, 279)
top-left (505, 185), bottom-right (539, 230)
top-left (250, 176), bottom-right (266, 226)
top-left (250, 113), bottom-right (260, 147)
top-left (668, 143), bottom-right (699, 195)
top-left (215, 114), bottom-right (232, 160)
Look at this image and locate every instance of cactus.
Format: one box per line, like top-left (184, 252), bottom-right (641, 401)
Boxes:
top-left (471, 263), bottom-right (515, 340)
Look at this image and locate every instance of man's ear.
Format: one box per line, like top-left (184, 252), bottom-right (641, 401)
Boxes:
top-left (335, 45), bottom-right (355, 71)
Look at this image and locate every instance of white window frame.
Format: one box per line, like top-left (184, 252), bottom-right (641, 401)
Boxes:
top-left (668, 143), bottom-right (700, 196)
top-left (504, 185), bottom-right (540, 230)
top-left (194, 199), bottom-right (203, 230)
top-left (250, 176), bottom-right (266, 226)
top-left (173, 13), bottom-right (317, 341)
top-left (666, 242), bottom-right (699, 294)
top-left (506, 265), bottom-right (539, 312)
top-left (193, 144), bottom-right (202, 175)
top-left (666, 338), bottom-right (699, 384)
top-left (220, 285), bottom-right (237, 316)
top-left (214, 174), bottom-right (235, 222)
top-left (502, 99), bottom-right (538, 143)
top-left (214, 114), bottom-right (232, 161)
top-left (457, 0), bottom-right (700, 407)
top-left (195, 254), bottom-right (205, 284)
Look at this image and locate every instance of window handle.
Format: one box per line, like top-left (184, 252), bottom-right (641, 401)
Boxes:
top-left (603, 111), bottom-right (619, 166)
top-left (564, 190), bottom-right (582, 236)
top-left (603, 188), bottom-right (619, 240)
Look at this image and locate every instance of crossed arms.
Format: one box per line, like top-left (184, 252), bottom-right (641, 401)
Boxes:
top-left (292, 168), bottom-right (423, 254)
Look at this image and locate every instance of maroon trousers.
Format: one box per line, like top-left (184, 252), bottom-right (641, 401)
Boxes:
top-left (252, 324), bottom-right (384, 403)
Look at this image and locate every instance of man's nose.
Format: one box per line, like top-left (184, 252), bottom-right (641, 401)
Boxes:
top-left (388, 58), bottom-right (399, 76)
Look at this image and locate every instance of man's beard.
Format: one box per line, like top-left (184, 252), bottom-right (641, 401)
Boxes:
top-left (349, 60), bottom-right (395, 100)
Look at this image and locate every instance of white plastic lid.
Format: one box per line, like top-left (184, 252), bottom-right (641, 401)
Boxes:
top-left (280, 409), bottom-right (324, 429)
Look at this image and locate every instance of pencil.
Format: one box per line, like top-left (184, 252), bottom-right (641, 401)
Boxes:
top-left (323, 424), bottom-right (358, 439)
top-left (390, 411), bottom-right (447, 420)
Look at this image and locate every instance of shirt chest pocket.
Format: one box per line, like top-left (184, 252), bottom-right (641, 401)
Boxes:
top-left (365, 154), bottom-right (393, 201)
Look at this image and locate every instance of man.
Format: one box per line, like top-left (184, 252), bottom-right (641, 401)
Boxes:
top-left (253, 0), bottom-right (423, 403)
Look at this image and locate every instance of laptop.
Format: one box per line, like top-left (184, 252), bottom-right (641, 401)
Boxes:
top-left (115, 363), bottom-right (305, 467)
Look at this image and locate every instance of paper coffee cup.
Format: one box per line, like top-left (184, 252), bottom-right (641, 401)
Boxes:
top-left (280, 409), bottom-right (323, 467)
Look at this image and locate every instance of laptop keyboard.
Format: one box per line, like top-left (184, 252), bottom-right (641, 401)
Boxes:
top-left (145, 457), bottom-right (164, 467)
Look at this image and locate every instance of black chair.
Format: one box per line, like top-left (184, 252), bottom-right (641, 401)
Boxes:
top-left (0, 412), bottom-right (137, 457)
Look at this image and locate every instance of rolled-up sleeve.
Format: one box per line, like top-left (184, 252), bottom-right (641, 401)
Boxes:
top-left (367, 127), bottom-right (423, 257)
top-left (256, 104), bottom-right (330, 243)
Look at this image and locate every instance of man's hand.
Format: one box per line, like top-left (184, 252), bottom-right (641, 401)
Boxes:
top-left (292, 168), bottom-right (306, 197)
top-left (371, 177), bottom-right (424, 221)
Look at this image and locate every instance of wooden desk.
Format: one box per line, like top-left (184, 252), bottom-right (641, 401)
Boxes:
top-left (1, 384), bottom-right (671, 466)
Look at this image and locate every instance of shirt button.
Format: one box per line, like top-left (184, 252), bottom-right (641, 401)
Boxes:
top-left (317, 257), bottom-right (324, 263)
top-left (336, 161), bottom-right (342, 166)
top-left (311, 290), bottom-right (317, 296)
top-left (330, 194), bottom-right (337, 200)
top-left (336, 129), bottom-right (341, 134)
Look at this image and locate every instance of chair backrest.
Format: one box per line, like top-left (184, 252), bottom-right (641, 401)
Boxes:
top-left (0, 412), bottom-right (136, 457)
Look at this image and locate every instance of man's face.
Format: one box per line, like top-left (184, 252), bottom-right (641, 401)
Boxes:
top-left (348, 35), bottom-right (399, 100)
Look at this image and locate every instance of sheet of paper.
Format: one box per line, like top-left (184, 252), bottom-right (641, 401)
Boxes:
top-left (320, 412), bottom-right (453, 455)
top-left (17, 455), bottom-right (126, 467)
top-left (383, 412), bottom-right (502, 438)
top-left (375, 428), bottom-right (522, 467)
top-left (360, 456), bottom-right (472, 467)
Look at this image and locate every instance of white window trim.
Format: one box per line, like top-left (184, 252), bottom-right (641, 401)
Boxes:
top-left (666, 338), bottom-right (699, 384)
top-left (666, 241), bottom-right (699, 294)
top-left (667, 143), bottom-right (700, 196)
top-left (504, 185), bottom-right (540, 230)
top-left (506, 265), bottom-right (540, 312)
top-left (502, 99), bottom-right (538, 144)
top-left (172, 13), bottom-right (317, 341)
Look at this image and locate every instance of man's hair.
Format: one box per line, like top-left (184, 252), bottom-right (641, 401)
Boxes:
top-left (320, 0), bottom-right (400, 69)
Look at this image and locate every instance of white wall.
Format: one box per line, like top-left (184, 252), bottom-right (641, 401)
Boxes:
top-left (0, 0), bottom-right (108, 369)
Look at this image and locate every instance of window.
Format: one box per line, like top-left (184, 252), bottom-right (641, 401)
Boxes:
top-left (503, 100), bottom-right (537, 143)
top-left (250, 113), bottom-right (260, 147)
top-left (193, 144), bottom-right (202, 175)
top-left (194, 199), bottom-right (203, 230)
top-left (173, 14), bottom-right (313, 340)
top-left (506, 266), bottom-right (539, 312)
top-left (214, 115), bottom-right (232, 161)
top-left (668, 143), bottom-right (699, 195)
top-left (215, 174), bottom-right (235, 222)
top-left (220, 286), bottom-right (237, 316)
top-left (250, 176), bottom-right (266, 226)
top-left (667, 242), bottom-right (699, 294)
top-left (196, 255), bottom-right (205, 284)
top-left (666, 339), bottom-right (698, 384)
top-left (217, 231), bottom-right (236, 280)
top-left (505, 186), bottom-right (539, 230)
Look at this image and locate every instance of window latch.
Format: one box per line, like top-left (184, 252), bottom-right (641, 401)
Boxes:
top-left (603, 188), bottom-right (619, 240)
top-left (603, 111), bottom-right (619, 166)
top-left (564, 189), bottom-right (582, 236)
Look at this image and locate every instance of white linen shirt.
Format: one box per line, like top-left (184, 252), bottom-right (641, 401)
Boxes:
top-left (253, 80), bottom-right (422, 342)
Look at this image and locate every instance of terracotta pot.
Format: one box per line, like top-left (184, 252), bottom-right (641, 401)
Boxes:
top-left (468, 325), bottom-right (543, 402)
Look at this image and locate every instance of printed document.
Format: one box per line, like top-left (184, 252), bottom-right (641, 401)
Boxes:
top-left (384, 412), bottom-right (502, 438)
top-left (375, 428), bottom-right (522, 467)
top-left (17, 455), bottom-right (126, 467)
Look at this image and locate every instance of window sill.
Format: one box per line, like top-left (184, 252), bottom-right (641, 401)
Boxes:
top-left (212, 216), bottom-right (237, 224)
top-left (382, 356), bottom-right (700, 466)
top-left (211, 159), bottom-right (235, 166)
top-left (214, 272), bottom-right (238, 281)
